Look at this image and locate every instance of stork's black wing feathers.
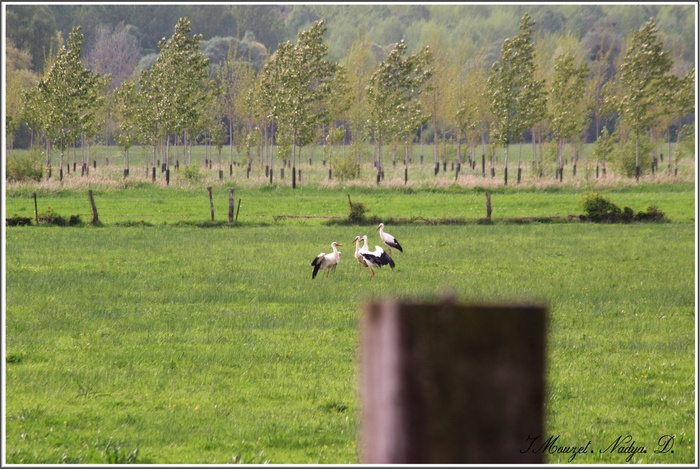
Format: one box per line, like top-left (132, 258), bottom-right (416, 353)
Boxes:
top-left (390, 237), bottom-right (403, 253)
top-left (379, 250), bottom-right (396, 268)
top-left (311, 254), bottom-right (323, 279)
top-left (361, 250), bottom-right (395, 269)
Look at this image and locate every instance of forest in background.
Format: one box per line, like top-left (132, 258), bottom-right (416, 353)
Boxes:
top-left (4, 3), bottom-right (696, 186)
top-left (7, 4), bottom-right (695, 81)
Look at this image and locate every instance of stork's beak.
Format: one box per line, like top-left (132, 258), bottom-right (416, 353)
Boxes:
top-left (336, 243), bottom-right (343, 247)
top-left (375, 225), bottom-right (380, 231)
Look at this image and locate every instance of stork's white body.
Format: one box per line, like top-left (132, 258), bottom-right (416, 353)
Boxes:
top-left (311, 242), bottom-right (342, 279)
top-left (353, 236), bottom-right (369, 269)
top-left (376, 223), bottom-right (403, 255)
top-left (359, 235), bottom-right (395, 280)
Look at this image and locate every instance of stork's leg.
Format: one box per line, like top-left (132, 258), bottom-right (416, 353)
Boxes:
top-left (369, 268), bottom-right (375, 281)
top-left (387, 247), bottom-right (393, 256)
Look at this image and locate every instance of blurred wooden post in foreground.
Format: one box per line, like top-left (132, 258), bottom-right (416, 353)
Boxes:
top-left (360, 299), bottom-right (547, 464)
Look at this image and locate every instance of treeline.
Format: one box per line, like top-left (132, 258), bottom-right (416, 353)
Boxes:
top-left (5, 7), bottom-right (695, 186)
top-left (6, 4), bottom-right (696, 73)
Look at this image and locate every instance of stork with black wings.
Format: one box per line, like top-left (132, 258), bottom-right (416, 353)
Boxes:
top-left (359, 235), bottom-right (395, 281)
top-left (311, 242), bottom-right (342, 279)
top-left (376, 223), bottom-right (403, 255)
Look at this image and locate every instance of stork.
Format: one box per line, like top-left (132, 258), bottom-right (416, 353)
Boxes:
top-left (376, 223), bottom-right (403, 255)
top-left (311, 242), bottom-right (342, 279)
top-left (359, 235), bottom-right (395, 281)
top-left (352, 236), bottom-right (369, 269)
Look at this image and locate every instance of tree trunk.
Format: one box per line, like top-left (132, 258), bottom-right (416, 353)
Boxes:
top-left (404, 143), bottom-right (409, 184)
top-left (165, 136), bottom-right (170, 185)
top-left (433, 125), bottom-right (439, 176)
top-left (292, 134), bottom-right (297, 189)
top-left (635, 131), bottom-right (640, 182)
top-left (229, 120), bottom-right (234, 170)
top-left (269, 140), bottom-right (273, 185)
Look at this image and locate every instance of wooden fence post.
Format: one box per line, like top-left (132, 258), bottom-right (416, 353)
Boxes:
top-left (360, 299), bottom-right (547, 464)
top-left (33, 192), bottom-right (38, 224)
top-left (228, 188), bottom-right (235, 224)
top-left (88, 190), bottom-right (99, 225)
top-left (207, 186), bottom-right (215, 222)
top-left (485, 191), bottom-right (492, 221)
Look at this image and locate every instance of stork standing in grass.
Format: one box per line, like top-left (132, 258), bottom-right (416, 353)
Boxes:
top-left (353, 236), bottom-right (369, 269)
top-left (376, 223), bottom-right (403, 255)
top-left (359, 235), bottom-right (395, 281)
top-left (311, 242), bottom-right (342, 279)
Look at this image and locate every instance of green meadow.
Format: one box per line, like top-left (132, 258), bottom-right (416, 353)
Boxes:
top-left (3, 147), bottom-right (697, 464)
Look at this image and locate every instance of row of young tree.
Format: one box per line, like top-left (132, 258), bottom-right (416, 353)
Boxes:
top-left (15, 14), bottom-right (695, 187)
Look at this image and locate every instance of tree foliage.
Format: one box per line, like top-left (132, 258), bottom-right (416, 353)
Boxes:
top-left (135, 17), bottom-right (210, 168)
top-left (617, 18), bottom-right (673, 134)
top-left (614, 17), bottom-right (674, 177)
top-left (5, 5), bottom-right (58, 72)
top-left (488, 14), bottom-right (542, 148)
top-left (487, 13), bottom-right (544, 183)
top-left (366, 40), bottom-right (433, 170)
top-left (24, 26), bottom-right (109, 176)
top-left (549, 53), bottom-right (589, 169)
top-left (5, 41), bottom-right (37, 149)
top-left (259, 20), bottom-right (339, 186)
top-left (6, 6), bottom-right (695, 184)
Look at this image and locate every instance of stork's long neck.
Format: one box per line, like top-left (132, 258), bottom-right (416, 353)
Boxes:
top-left (362, 237), bottom-right (369, 249)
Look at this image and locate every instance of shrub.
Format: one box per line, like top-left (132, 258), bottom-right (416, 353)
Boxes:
top-left (580, 192), bottom-right (622, 222)
top-left (579, 193), bottom-right (667, 223)
top-left (333, 153), bottom-right (361, 182)
top-left (6, 149), bottom-right (43, 182)
top-left (634, 205), bottom-right (667, 222)
top-left (612, 134), bottom-right (653, 178)
top-left (38, 208), bottom-right (83, 226)
top-left (180, 164), bottom-right (201, 181)
top-left (6, 215), bottom-right (32, 226)
top-left (347, 199), bottom-right (368, 223)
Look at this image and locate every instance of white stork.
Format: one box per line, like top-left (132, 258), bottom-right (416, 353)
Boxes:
top-left (360, 235), bottom-right (395, 281)
top-left (352, 236), bottom-right (369, 269)
top-left (376, 223), bottom-right (403, 255)
top-left (311, 242), bottom-right (342, 279)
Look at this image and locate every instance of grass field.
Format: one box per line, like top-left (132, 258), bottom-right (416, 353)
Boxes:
top-left (3, 145), bottom-right (697, 464)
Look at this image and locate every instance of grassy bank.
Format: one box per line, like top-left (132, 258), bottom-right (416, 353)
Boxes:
top-left (5, 182), bottom-right (696, 227)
